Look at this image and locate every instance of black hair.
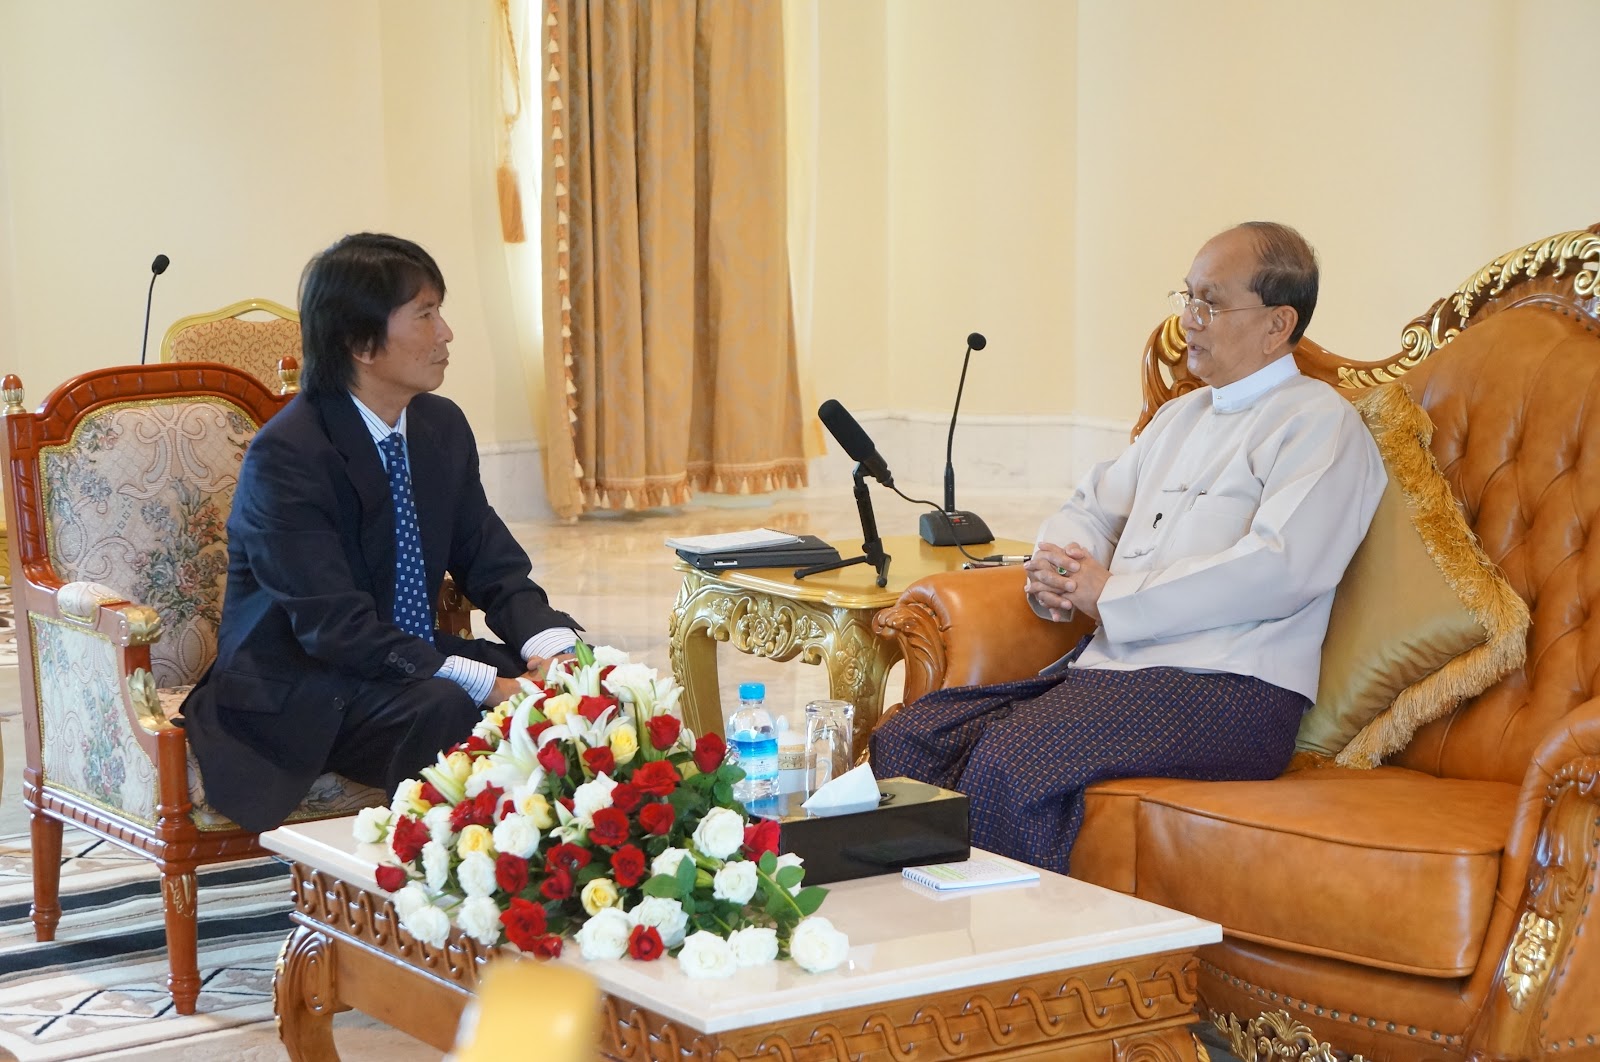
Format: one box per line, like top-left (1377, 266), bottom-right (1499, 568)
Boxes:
top-left (1239, 221), bottom-right (1318, 345)
top-left (297, 233), bottom-right (446, 396)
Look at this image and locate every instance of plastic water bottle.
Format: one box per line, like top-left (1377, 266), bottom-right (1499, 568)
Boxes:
top-left (728, 682), bottom-right (779, 803)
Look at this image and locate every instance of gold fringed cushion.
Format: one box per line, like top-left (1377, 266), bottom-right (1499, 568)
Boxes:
top-left (1297, 383), bottom-right (1529, 767)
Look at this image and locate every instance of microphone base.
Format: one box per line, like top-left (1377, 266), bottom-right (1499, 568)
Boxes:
top-left (919, 509), bottom-right (994, 547)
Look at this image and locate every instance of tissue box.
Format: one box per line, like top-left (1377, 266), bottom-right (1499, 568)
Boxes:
top-left (750, 776), bottom-right (969, 885)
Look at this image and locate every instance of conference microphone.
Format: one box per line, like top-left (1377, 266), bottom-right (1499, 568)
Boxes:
top-left (919, 331), bottom-right (996, 547)
top-left (819, 399), bottom-right (894, 487)
top-left (139, 254), bottom-right (171, 365)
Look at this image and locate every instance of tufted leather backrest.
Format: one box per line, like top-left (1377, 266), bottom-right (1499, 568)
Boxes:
top-left (40, 398), bottom-right (259, 688)
top-left (1388, 304), bottom-right (1600, 784)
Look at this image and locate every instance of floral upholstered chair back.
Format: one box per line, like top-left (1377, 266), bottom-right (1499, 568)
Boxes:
top-left (160, 298), bottom-right (300, 394)
top-left (41, 397), bottom-right (254, 689)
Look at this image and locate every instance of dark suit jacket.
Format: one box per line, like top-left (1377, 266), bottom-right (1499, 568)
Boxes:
top-left (183, 390), bottom-right (578, 830)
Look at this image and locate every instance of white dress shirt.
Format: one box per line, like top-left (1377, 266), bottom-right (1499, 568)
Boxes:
top-left (1035, 355), bottom-right (1385, 699)
top-left (351, 395), bottom-right (577, 703)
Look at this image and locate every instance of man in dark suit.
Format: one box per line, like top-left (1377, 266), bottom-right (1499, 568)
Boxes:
top-left (183, 233), bottom-right (581, 832)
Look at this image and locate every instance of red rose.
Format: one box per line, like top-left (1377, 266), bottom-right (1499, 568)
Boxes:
top-left (632, 760), bottom-right (680, 796)
top-left (495, 852), bottom-right (530, 894)
top-left (693, 733), bottom-right (727, 774)
top-left (583, 746), bottom-right (616, 778)
top-left (537, 741), bottom-right (568, 776)
top-left (374, 864), bottom-right (407, 892)
top-left (588, 807), bottom-right (630, 848)
top-left (547, 843), bottom-right (592, 871)
top-left (499, 715), bottom-right (515, 739)
top-left (529, 933), bottom-right (564, 959)
top-left (578, 694), bottom-right (617, 723)
top-left (500, 897), bottom-right (548, 950)
top-left (599, 664), bottom-right (616, 684)
top-left (609, 782), bottom-right (641, 813)
top-left (558, 796), bottom-right (575, 813)
top-left (628, 924), bottom-right (664, 961)
top-left (540, 864), bottom-right (574, 900)
top-left (528, 721), bottom-right (553, 743)
top-left (610, 844), bottom-right (647, 887)
top-left (464, 735), bottom-right (491, 754)
top-left (647, 715), bottom-right (681, 751)
top-left (743, 818), bottom-right (781, 859)
top-left (500, 798), bottom-right (518, 820)
top-left (391, 815), bottom-right (429, 863)
top-left (418, 782), bottom-right (445, 806)
top-left (638, 802), bottom-right (676, 836)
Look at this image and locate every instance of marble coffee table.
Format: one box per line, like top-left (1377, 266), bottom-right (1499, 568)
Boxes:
top-left (262, 816), bottom-right (1219, 1060)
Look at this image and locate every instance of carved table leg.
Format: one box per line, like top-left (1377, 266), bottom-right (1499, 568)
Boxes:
top-left (161, 865), bottom-right (200, 1014)
top-left (822, 613), bottom-right (901, 761)
top-left (276, 924), bottom-right (342, 1062)
top-left (670, 574), bottom-right (728, 740)
top-left (29, 813), bottom-right (62, 941)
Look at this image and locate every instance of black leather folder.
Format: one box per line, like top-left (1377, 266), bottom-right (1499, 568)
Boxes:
top-left (676, 534), bottom-right (842, 571)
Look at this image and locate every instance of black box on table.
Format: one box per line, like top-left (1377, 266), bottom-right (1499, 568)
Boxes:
top-left (751, 776), bottom-right (969, 885)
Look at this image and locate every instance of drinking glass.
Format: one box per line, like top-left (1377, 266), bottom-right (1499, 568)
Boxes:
top-left (804, 699), bottom-right (855, 793)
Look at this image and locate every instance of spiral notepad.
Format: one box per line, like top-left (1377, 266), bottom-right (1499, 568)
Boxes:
top-left (902, 858), bottom-right (1039, 892)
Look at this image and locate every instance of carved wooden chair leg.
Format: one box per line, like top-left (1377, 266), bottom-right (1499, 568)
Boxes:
top-left (161, 865), bottom-right (201, 1014)
top-left (29, 813), bottom-right (62, 941)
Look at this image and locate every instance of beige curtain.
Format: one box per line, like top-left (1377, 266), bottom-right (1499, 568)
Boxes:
top-left (542, 0), bottom-right (807, 518)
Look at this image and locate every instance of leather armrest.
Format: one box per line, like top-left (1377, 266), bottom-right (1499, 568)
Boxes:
top-left (873, 565), bottom-right (1094, 712)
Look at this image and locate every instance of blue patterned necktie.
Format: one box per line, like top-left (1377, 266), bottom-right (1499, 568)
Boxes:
top-left (379, 432), bottom-right (433, 643)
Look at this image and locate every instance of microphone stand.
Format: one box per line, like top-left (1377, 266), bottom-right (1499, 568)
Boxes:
top-left (919, 338), bottom-right (994, 546)
top-left (794, 463), bottom-right (892, 588)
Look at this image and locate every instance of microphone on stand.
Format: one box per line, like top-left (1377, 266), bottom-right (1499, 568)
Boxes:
top-left (919, 332), bottom-right (996, 546)
top-left (139, 254), bottom-right (170, 365)
top-left (797, 399), bottom-right (893, 587)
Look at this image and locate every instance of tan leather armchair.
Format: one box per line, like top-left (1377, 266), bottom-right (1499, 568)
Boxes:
top-left (872, 225), bottom-right (1600, 1061)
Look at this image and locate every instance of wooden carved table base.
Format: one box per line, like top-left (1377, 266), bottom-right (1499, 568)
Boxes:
top-left (275, 865), bottom-right (1206, 1061)
top-left (668, 572), bottom-right (899, 755)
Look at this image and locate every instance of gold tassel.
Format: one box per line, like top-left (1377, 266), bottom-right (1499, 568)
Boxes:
top-left (497, 162), bottom-right (526, 243)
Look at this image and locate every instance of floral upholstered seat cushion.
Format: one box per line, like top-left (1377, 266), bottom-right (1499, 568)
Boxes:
top-left (157, 687), bottom-right (383, 830)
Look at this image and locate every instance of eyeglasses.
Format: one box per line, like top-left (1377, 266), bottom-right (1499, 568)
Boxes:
top-left (1168, 289), bottom-right (1272, 328)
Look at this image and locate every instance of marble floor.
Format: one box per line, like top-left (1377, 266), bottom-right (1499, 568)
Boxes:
top-left (0, 482), bottom-right (1065, 1059)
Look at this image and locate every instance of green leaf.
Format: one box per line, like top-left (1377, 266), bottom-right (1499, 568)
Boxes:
top-left (675, 855), bottom-right (698, 894)
top-left (758, 851), bottom-right (777, 875)
top-left (712, 780), bottom-right (733, 806)
top-left (575, 863), bottom-right (607, 885)
top-left (793, 886), bottom-right (826, 916)
top-left (642, 873), bottom-right (681, 899)
top-left (775, 866), bottom-right (803, 891)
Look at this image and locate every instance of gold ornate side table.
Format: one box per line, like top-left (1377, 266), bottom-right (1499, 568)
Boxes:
top-left (668, 534), bottom-right (1031, 753)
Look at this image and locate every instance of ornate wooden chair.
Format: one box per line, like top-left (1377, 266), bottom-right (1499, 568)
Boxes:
top-left (0, 364), bottom-right (382, 1014)
top-left (159, 297), bottom-right (302, 394)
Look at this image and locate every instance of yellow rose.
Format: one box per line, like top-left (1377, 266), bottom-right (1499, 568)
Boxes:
top-left (542, 692), bottom-right (578, 726)
top-left (521, 792), bottom-right (556, 830)
top-left (457, 824), bottom-right (494, 858)
top-left (445, 751), bottom-right (473, 785)
top-left (392, 779), bottom-right (429, 817)
top-left (608, 725), bottom-right (640, 766)
top-left (581, 877), bottom-right (620, 915)
top-left (470, 755), bottom-right (494, 777)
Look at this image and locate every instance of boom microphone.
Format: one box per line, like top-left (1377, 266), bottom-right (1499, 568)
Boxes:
top-left (139, 254), bottom-right (171, 366)
top-left (819, 399), bottom-right (894, 487)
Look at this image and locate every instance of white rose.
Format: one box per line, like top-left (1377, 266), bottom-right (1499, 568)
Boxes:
top-left (602, 662), bottom-right (658, 703)
top-left (591, 645), bottom-right (631, 668)
top-left (400, 903), bottom-right (451, 948)
top-left (729, 926), bottom-right (778, 966)
top-left (775, 853), bottom-right (804, 896)
top-left (392, 881), bottom-right (432, 922)
top-left (463, 764), bottom-right (495, 799)
top-left (492, 814), bottom-right (540, 859)
top-left (628, 896), bottom-right (689, 948)
top-left (692, 807), bottom-right (746, 860)
top-left (353, 805), bottom-right (392, 844)
top-left (650, 847), bottom-right (693, 881)
top-left (423, 805), bottom-right (455, 844)
top-left (572, 773), bottom-right (619, 826)
top-left (456, 851), bottom-right (497, 898)
top-left (677, 931), bottom-right (738, 979)
top-left (456, 895), bottom-right (504, 947)
top-left (574, 907), bottom-right (631, 961)
top-left (712, 861), bottom-right (758, 905)
top-left (421, 840), bottom-right (452, 892)
top-left (390, 780), bottom-right (428, 819)
top-left (789, 916), bottom-right (849, 973)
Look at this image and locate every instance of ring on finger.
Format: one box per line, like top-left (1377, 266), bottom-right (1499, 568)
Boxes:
top-left (1056, 565), bottom-right (1069, 576)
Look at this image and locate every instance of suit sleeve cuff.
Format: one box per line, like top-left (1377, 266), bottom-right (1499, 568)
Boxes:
top-left (522, 628), bottom-right (579, 663)
top-left (437, 655), bottom-right (497, 705)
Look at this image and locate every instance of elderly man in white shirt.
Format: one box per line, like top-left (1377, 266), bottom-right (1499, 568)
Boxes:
top-left (871, 222), bottom-right (1385, 874)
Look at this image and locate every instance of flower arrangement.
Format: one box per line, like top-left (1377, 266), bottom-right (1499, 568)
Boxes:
top-left (355, 642), bottom-right (850, 978)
